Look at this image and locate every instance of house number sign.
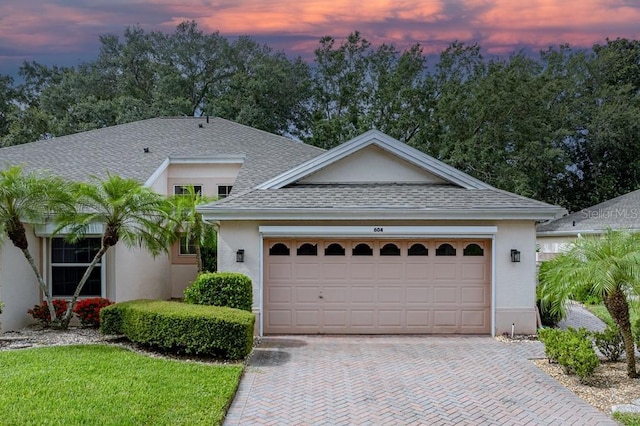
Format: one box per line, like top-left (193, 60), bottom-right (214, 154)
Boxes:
top-left (373, 227), bottom-right (384, 232)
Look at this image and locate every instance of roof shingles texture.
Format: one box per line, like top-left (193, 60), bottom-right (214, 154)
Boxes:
top-left (0, 117), bottom-right (324, 193)
top-left (210, 183), bottom-right (555, 210)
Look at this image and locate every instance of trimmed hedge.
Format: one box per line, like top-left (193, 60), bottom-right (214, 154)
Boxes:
top-left (539, 327), bottom-right (599, 382)
top-left (100, 300), bottom-right (254, 360)
top-left (184, 272), bottom-right (252, 312)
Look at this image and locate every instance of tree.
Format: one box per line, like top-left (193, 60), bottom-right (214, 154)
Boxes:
top-left (0, 166), bottom-right (71, 322)
top-left (168, 185), bottom-right (215, 273)
top-left (538, 230), bottom-right (640, 378)
top-left (54, 174), bottom-right (172, 328)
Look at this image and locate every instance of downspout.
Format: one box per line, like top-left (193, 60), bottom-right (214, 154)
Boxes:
top-left (258, 232), bottom-right (264, 337)
top-left (491, 234), bottom-right (497, 337)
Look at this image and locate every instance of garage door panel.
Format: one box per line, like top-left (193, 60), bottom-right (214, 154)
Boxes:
top-left (433, 263), bottom-right (458, 280)
top-left (268, 263), bottom-right (293, 280)
top-left (264, 239), bottom-right (491, 335)
top-left (378, 263), bottom-right (403, 280)
top-left (461, 310), bottom-right (488, 328)
top-left (433, 310), bottom-right (458, 327)
top-left (294, 286), bottom-right (321, 303)
top-left (460, 286), bottom-right (489, 304)
top-left (350, 263), bottom-right (376, 279)
top-left (461, 263), bottom-right (486, 280)
top-left (433, 287), bottom-right (458, 304)
top-left (406, 310), bottom-right (430, 327)
top-left (379, 310), bottom-right (402, 326)
top-left (406, 262), bottom-right (430, 279)
top-left (295, 310), bottom-right (321, 326)
top-left (379, 287), bottom-right (403, 303)
top-left (351, 310), bottom-right (375, 327)
top-left (268, 286), bottom-right (292, 303)
top-left (406, 287), bottom-right (430, 303)
top-left (295, 262), bottom-right (321, 280)
top-left (323, 262), bottom-right (348, 279)
top-left (323, 286), bottom-right (348, 303)
top-left (324, 310), bottom-right (348, 326)
top-left (351, 286), bottom-right (375, 303)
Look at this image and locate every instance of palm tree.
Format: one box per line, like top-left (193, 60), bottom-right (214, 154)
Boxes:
top-left (0, 165), bottom-right (72, 322)
top-left (538, 229), bottom-right (640, 378)
top-left (54, 174), bottom-right (173, 328)
top-left (167, 185), bottom-right (216, 273)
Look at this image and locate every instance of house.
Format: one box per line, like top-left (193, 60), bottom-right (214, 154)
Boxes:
top-left (0, 117), bottom-right (564, 335)
top-left (537, 189), bottom-right (640, 260)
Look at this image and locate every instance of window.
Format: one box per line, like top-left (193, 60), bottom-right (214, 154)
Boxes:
top-left (324, 243), bottom-right (345, 256)
top-left (380, 243), bottom-right (401, 256)
top-left (436, 243), bottom-right (456, 256)
top-left (408, 243), bottom-right (428, 256)
top-left (297, 243), bottom-right (317, 256)
top-left (269, 243), bottom-right (290, 256)
top-left (463, 243), bottom-right (484, 256)
top-left (218, 185), bottom-right (233, 198)
top-left (174, 185), bottom-right (202, 196)
top-left (179, 234), bottom-right (196, 255)
top-left (51, 238), bottom-right (102, 297)
top-left (352, 243), bottom-right (373, 256)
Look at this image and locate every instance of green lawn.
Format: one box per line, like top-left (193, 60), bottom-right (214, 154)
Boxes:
top-left (614, 412), bottom-right (640, 426)
top-left (584, 303), bottom-right (639, 326)
top-left (0, 345), bottom-right (243, 425)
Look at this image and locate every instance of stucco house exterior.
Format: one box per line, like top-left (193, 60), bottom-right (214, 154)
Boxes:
top-left (0, 117), bottom-right (563, 335)
top-left (537, 189), bottom-right (640, 260)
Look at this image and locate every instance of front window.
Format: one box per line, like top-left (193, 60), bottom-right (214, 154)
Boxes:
top-left (174, 185), bottom-right (202, 196)
top-left (218, 185), bottom-right (233, 198)
top-left (179, 234), bottom-right (196, 255)
top-left (51, 238), bottom-right (102, 297)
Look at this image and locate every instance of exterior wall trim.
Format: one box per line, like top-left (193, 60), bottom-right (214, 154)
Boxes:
top-left (259, 225), bottom-right (498, 237)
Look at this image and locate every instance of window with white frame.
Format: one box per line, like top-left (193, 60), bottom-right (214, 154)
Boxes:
top-left (217, 185), bottom-right (232, 198)
top-left (174, 185), bottom-right (202, 196)
top-left (51, 238), bottom-right (102, 297)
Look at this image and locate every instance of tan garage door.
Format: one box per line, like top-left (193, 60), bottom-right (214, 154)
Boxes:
top-left (263, 239), bottom-right (491, 334)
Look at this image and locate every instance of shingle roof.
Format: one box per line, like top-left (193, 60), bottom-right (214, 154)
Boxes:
top-left (200, 183), bottom-right (563, 220)
top-left (0, 117), bottom-right (324, 193)
top-left (537, 189), bottom-right (640, 234)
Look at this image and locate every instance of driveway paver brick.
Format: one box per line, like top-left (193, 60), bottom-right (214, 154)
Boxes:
top-left (224, 335), bottom-right (616, 425)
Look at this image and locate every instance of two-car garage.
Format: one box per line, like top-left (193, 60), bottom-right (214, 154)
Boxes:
top-left (263, 235), bottom-right (491, 335)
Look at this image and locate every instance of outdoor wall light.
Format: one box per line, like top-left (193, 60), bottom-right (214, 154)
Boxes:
top-left (236, 249), bottom-right (245, 263)
top-left (510, 249), bottom-right (521, 263)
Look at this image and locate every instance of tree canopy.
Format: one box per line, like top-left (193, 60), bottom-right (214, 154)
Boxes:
top-left (1, 23), bottom-right (640, 212)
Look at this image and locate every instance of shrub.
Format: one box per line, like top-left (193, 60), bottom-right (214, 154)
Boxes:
top-left (28, 299), bottom-right (68, 326)
top-left (570, 282), bottom-right (603, 305)
top-left (100, 300), bottom-right (255, 360)
top-left (73, 297), bottom-right (114, 327)
top-left (184, 272), bottom-right (252, 312)
top-left (593, 324), bottom-right (625, 362)
top-left (539, 327), bottom-right (599, 382)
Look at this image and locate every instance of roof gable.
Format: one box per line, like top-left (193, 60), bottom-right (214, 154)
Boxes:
top-left (298, 145), bottom-right (447, 184)
top-left (256, 130), bottom-right (494, 190)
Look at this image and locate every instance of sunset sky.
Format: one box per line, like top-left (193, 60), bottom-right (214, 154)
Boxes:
top-left (1, 0), bottom-right (639, 76)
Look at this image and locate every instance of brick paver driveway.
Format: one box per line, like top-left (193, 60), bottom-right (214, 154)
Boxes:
top-left (224, 336), bottom-right (616, 425)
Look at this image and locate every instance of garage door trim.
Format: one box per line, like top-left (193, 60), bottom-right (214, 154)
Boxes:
top-left (259, 225), bottom-right (498, 238)
top-left (257, 226), bottom-right (497, 336)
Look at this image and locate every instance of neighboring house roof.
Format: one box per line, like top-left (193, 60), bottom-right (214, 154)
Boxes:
top-left (537, 189), bottom-right (640, 236)
top-left (0, 117), bottom-right (324, 193)
top-left (199, 131), bottom-right (564, 221)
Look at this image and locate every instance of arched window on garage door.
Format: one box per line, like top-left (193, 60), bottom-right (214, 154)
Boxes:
top-left (408, 243), bottom-right (429, 256)
top-left (297, 243), bottom-right (318, 256)
top-left (325, 243), bottom-right (346, 256)
top-left (380, 243), bottom-right (401, 256)
top-left (269, 243), bottom-right (290, 256)
top-left (436, 243), bottom-right (456, 256)
top-left (352, 243), bottom-right (373, 256)
top-left (463, 243), bottom-right (484, 256)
